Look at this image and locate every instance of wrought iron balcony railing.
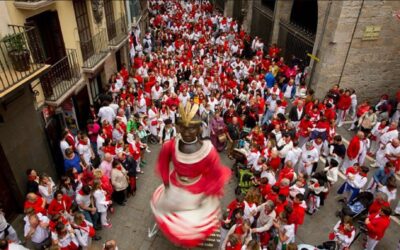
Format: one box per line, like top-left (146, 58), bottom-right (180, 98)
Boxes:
top-left (79, 29), bottom-right (109, 69)
top-left (40, 49), bottom-right (81, 102)
top-left (108, 15), bottom-right (128, 47)
top-left (0, 25), bottom-right (47, 96)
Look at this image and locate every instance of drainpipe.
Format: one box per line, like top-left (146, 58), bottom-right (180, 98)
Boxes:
top-left (338, 0), bottom-right (364, 86)
top-left (308, 0), bottom-right (332, 86)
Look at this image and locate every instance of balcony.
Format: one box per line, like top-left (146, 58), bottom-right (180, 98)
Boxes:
top-left (40, 49), bottom-right (83, 104)
top-left (14, 0), bottom-right (54, 10)
top-left (0, 25), bottom-right (49, 98)
top-left (108, 15), bottom-right (129, 50)
top-left (79, 29), bottom-right (110, 73)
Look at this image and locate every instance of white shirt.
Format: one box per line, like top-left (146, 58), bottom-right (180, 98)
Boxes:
top-left (75, 193), bottom-right (91, 210)
top-left (93, 189), bottom-right (108, 213)
top-left (38, 179), bottom-right (56, 204)
top-left (60, 140), bottom-right (70, 159)
top-left (285, 147), bottom-right (302, 167)
top-left (178, 94), bottom-right (190, 107)
top-left (98, 106), bottom-right (116, 124)
top-left (77, 141), bottom-right (92, 166)
top-left (151, 85), bottom-right (164, 100)
top-left (277, 139), bottom-right (293, 159)
top-left (300, 147), bottom-right (319, 164)
top-left (24, 215), bottom-right (50, 244)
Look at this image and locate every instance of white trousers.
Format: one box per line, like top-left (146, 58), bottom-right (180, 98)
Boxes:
top-left (365, 237), bottom-right (379, 250)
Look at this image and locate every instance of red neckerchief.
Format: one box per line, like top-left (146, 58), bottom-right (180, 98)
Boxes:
top-left (28, 175), bottom-right (37, 182)
top-left (116, 166), bottom-right (123, 171)
top-left (338, 223), bottom-right (355, 238)
top-left (79, 139), bottom-right (87, 145)
top-left (378, 123), bottom-right (386, 130)
top-left (78, 190), bottom-right (86, 196)
top-left (360, 172), bottom-right (368, 177)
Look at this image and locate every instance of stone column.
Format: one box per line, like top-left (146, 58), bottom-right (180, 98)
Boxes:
top-left (241, 0), bottom-right (254, 33)
top-left (270, 0), bottom-right (293, 44)
top-left (224, 0), bottom-right (234, 17)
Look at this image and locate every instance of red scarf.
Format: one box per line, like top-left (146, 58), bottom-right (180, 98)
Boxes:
top-left (78, 139), bottom-right (87, 145)
top-left (337, 223), bottom-right (355, 238)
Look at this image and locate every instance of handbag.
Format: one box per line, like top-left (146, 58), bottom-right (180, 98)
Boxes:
top-left (218, 133), bottom-right (227, 143)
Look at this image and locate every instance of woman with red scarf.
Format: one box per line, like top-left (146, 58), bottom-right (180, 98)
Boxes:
top-left (48, 191), bottom-right (72, 217)
top-left (329, 216), bottom-right (355, 250)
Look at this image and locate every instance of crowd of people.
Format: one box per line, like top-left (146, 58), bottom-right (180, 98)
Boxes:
top-left (0, 0), bottom-right (400, 250)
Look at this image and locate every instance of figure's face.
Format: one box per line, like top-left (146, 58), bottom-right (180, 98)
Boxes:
top-left (180, 123), bottom-right (200, 142)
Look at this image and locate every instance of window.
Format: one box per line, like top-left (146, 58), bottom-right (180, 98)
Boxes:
top-left (104, 0), bottom-right (116, 40)
top-left (73, 0), bottom-right (93, 61)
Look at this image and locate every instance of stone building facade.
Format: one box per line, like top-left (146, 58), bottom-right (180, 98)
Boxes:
top-left (223, 0), bottom-right (400, 102)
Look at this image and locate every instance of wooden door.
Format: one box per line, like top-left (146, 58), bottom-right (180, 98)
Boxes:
top-left (26, 11), bottom-right (66, 65)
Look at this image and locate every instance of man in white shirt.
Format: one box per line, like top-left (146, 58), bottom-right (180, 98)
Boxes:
top-left (285, 141), bottom-right (302, 167)
top-left (24, 213), bottom-right (50, 249)
top-left (375, 138), bottom-right (400, 168)
top-left (98, 101), bottom-right (116, 124)
top-left (277, 134), bottom-right (293, 160)
top-left (298, 142), bottom-right (320, 176)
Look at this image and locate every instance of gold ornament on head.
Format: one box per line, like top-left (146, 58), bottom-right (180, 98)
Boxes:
top-left (178, 103), bottom-right (201, 127)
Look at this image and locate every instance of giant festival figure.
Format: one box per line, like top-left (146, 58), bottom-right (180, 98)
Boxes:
top-left (151, 103), bottom-right (231, 247)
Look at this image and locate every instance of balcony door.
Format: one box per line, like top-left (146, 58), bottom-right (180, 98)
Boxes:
top-left (73, 0), bottom-right (94, 61)
top-left (26, 11), bottom-right (66, 65)
top-left (104, 0), bottom-right (116, 41)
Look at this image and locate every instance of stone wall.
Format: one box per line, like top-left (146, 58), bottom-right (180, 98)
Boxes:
top-left (310, 0), bottom-right (400, 102)
top-left (0, 85), bottom-right (56, 201)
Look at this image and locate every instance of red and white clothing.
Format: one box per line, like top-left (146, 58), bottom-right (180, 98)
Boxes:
top-left (365, 213), bottom-right (390, 250)
top-left (341, 136), bottom-right (363, 172)
top-left (375, 142), bottom-right (400, 168)
top-left (332, 221), bottom-right (355, 249)
top-left (151, 138), bottom-right (231, 248)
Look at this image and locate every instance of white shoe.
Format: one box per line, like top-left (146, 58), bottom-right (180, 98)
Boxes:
top-left (146, 148), bottom-right (151, 153)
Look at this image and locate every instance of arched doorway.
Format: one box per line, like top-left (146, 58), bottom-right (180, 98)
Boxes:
top-left (278, 0), bottom-right (317, 67)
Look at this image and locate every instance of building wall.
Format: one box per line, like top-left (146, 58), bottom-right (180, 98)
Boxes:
top-left (312, 0), bottom-right (400, 102)
top-left (0, 85), bottom-right (55, 197)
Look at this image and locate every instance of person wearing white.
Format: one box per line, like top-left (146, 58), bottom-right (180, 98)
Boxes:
top-left (77, 136), bottom-right (93, 167)
top-left (0, 240), bottom-right (29, 250)
top-left (92, 181), bottom-right (112, 228)
top-left (274, 213), bottom-right (295, 250)
top-left (0, 208), bottom-right (19, 243)
top-left (24, 213), bottom-right (50, 249)
top-left (379, 122), bottom-right (399, 146)
top-left (332, 218), bottom-right (356, 249)
top-left (375, 138), bottom-right (400, 168)
top-left (38, 175), bottom-right (56, 205)
top-left (250, 200), bottom-right (276, 234)
top-left (298, 142), bottom-right (319, 176)
top-left (277, 135), bottom-right (293, 160)
top-left (98, 103), bottom-right (116, 125)
top-left (285, 141), bottom-right (302, 167)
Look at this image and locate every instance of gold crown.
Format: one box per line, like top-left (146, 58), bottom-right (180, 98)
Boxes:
top-left (178, 103), bottom-right (201, 127)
